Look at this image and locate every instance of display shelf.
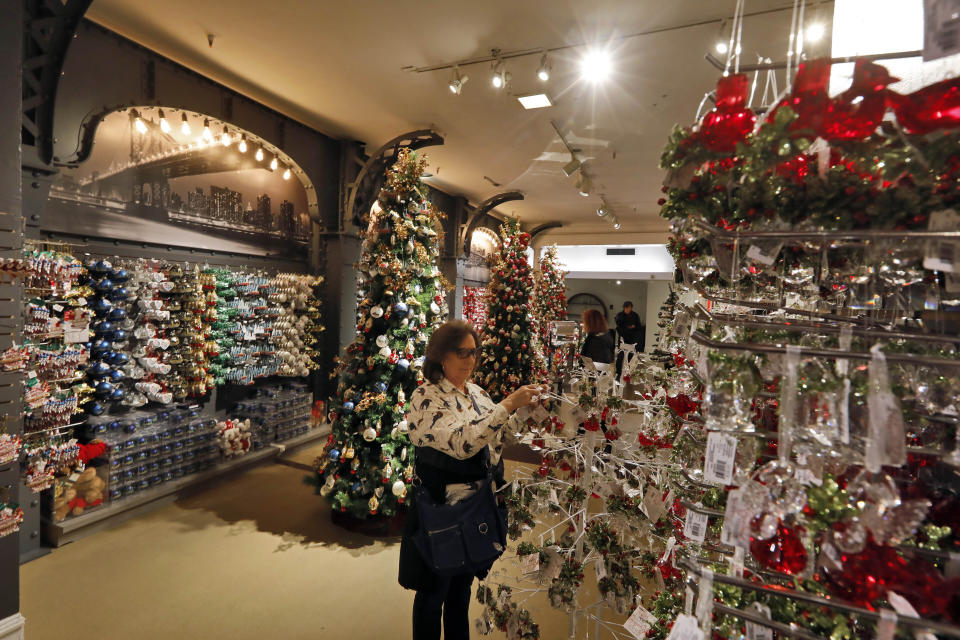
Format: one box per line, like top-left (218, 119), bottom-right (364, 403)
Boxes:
top-left (272, 424), bottom-right (329, 453)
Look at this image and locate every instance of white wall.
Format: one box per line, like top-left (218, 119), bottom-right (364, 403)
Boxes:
top-left (565, 278), bottom-right (645, 331)
top-left (548, 245), bottom-right (675, 279)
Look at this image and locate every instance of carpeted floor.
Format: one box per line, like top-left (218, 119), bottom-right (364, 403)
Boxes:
top-left (19, 442), bottom-right (613, 640)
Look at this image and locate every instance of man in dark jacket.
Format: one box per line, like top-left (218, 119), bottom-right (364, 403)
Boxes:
top-left (615, 301), bottom-right (645, 351)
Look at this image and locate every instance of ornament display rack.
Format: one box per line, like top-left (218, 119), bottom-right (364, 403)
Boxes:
top-left (13, 233), bottom-right (327, 555)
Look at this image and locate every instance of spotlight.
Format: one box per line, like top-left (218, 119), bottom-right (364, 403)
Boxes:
top-left (536, 52), bottom-right (551, 82)
top-left (491, 59), bottom-right (509, 89)
top-left (578, 175), bottom-right (592, 197)
top-left (613, 222), bottom-right (621, 230)
top-left (805, 22), bottom-right (825, 42)
top-left (132, 110), bottom-right (147, 134)
top-left (449, 65), bottom-right (468, 95)
top-left (255, 147), bottom-right (264, 162)
top-left (270, 157), bottom-right (279, 171)
top-left (158, 109), bottom-right (171, 134)
top-left (238, 135), bottom-right (248, 153)
top-left (596, 203), bottom-right (608, 217)
top-left (220, 126), bottom-right (231, 147)
top-left (180, 113), bottom-right (191, 136)
top-left (580, 48), bottom-right (612, 83)
top-left (715, 41), bottom-right (729, 54)
top-left (562, 157), bottom-right (582, 177)
top-left (202, 119), bottom-right (213, 142)
top-left (616, 280), bottom-right (621, 285)
top-left (283, 168), bottom-right (291, 180)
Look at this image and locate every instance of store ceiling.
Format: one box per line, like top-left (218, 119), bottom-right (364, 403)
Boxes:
top-left (86, 0), bottom-right (833, 244)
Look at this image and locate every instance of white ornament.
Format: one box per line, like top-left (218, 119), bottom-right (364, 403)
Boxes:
top-left (392, 480), bottom-right (407, 497)
top-left (371, 306), bottom-right (384, 318)
top-left (363, 426), bottom-right (377, 442)
top-left (379, 346), bottom-right (392, 358)
top-left (376, 334), bottom-right (389, 348)
top-left (430, 302), bottom-right (440, 315)
top-left (397, 419), bottom-right (409, 433)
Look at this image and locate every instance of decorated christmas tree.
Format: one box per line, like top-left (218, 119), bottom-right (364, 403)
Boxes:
top-left (654, 287), bottom-right (679, 353)
top-left (474, 218), bottom-right (544, 402)
top-left (532, 245), bottom-right (567, 374)
top-left (462, 285), bottom-right (488, 331)
top-left (313, 149), bottom-right (449, 520)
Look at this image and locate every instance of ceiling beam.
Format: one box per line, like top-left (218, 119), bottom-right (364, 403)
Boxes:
top-left (459, 190), bottom-right (524, 257)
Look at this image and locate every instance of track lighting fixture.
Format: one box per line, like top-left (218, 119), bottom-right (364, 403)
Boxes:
top-left (536, 52), bottom-right (551, 82)
top-left (256, 147), bottom-right (264, 162)
top-left (180, 113), bottom-right (191, 136)
top-left (158, 109), bottom-right (171, 134)
top-left (562, 157), bottom-right (582, 178)
top-left (132, 110), bottom-right (147, 134)
top-left (270, 157), bottom-right (279, 171)
top-left (613, 221), bottom-right (621, 230)
top-left (220, 126), bottom-right (231, 147)
top-left (202, 119), bottom-right (213, 142)
top-left (578, 175), bottom-right (592, 197)
top-left (596, 202), bottom-right (608, 217)
top-left (283, 168), bottom-right (291, 180)
top-left (449, 65), bottom-right (468, 95)
top-left (491, 58), bottom-right (510, 89)
top-left (238, 135), bottom-right (248, 153)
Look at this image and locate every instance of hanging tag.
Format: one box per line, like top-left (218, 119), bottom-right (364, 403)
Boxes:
top-left (520, 551), bottom-right (540, 574)
top-left (684, 507), bottom-right (708, 543)
top-left (703, 432), bottom-right (737, 486)
top-left (549, 488), bottom-right (559, 505)
top-left (877, 610), bottom-right (897, 640)
top-left (779, 345), bottom-right (801, 464)
top-left (887, 592), bottom-right (937, 640)
top-left (667, 613), bottom-right (704, 640)
top-left (684, 586), bottom-right (694, 616)
top-left (837, 326), bottom-right (853, 444)
top-left (642, 486), bottom-right (668, 522)
top-left (695, 567), bottom-right (714, 632)
top-left (582, 357), bottom-right (597, 372)
top-left (659, 536), bottom-right (677, 564)
top-left (624, 605), bottom-right (659, 639)
top-left (866, 344), bottom-right (907, 472)
top-left (729, 546), bottom-right (745, 578)
top-left (809, 137), bottom-right (831, 179)
top-left (924, 209), bottom-right (960, 273)
top-left (595, 557), bottom-right (607, 580)
top-left (671, 311), bottom-right (693, 340)
top-left (720, 483), bottom-right (759, 550)
top-left (745, 242), bottom-right (783, 266)
top-left (744, 602), bottom-right (773, 640)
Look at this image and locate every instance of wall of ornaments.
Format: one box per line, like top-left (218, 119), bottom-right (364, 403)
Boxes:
top-left (0, 240), bottom-right (325, 542)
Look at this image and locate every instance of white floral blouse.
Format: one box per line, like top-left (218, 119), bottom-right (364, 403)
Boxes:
top-left (407, 378), bottom-right (522, 464)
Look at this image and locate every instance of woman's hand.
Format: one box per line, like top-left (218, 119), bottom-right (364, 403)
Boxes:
top-left (501, 384), bottom-right (546, 412)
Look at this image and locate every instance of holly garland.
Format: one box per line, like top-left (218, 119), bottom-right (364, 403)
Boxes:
top-left (532, 245), bottom-right (568, 376)
top-left (312, 149), bottom-right (449, 520)
top-left (475, 218), bottom-right (545, 402)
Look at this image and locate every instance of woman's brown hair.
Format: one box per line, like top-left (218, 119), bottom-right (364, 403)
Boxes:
top-left (423, 320), bottom-right (481, 384)
top-left (581, 309), bottom-right (607, 334)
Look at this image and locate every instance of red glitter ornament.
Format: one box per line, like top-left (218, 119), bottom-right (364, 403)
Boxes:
top-left (749, 518), bottom-right (808, 575)
top-left (699, 73), bottom-right (757, 151)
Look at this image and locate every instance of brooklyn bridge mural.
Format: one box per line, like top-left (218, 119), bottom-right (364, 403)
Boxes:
top-left (46, 109), bottom-right (312, 257)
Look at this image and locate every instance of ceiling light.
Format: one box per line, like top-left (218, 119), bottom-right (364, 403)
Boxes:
top-left (132, 110), bottom-right (147, 134)
top-left (616, 280), bottom-right (621, 285)
top-left (158, 109), bottom-right (171, 134)
top-left (537, 52), bottom-right (551, 81)
top-left (449, 65), bottom-right (468, 95)
top-left (180, 113), bottom-right (191, 136)
top-left (517, 93), bottom-right (552, 109)
top-left (270, 157), bottom-right (278, 171)
top-left (255, 147), bottom-right (264, 162)
top-left (613, 221), bottom-right (621, 230)
top-left (805, 22), bottom-right (826, 42)
top-left (202, 119), bottom-right (213, 142)
top-left (715, 41), bottom-right (729, 54)
top-left (238, 135), bottom-right (248, 153)
top-left (491, 59), bottom-right (509, 89)
top-left (578, 175), bottom-right (592, 197)
top-left (220, 126), bottom-right (231, 147)
top-left (580, 48), bottom-right (612, 83)
top-left (562, 157), bottom-right (582, 177)
top-left (283, 167), bottom-right (291, 180)
top-left (596, 202), bottom-right (608, 217)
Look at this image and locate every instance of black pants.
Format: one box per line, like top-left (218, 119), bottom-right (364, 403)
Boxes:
top-left (412, 572), bottom-right (474, 640)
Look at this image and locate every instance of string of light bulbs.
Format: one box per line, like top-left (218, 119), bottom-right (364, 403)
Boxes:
top-left (127, 108), bottom-right (295, 180)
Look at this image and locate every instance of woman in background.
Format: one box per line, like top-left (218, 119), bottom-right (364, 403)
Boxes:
top-left (580, 308), bottom-right (614, 364)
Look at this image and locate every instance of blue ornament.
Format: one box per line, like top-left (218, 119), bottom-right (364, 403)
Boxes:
top-left (328, 448), bottom-right (340, 461)
top-left (96, 278), bottom-right (114, 293)
top-left (111, 269), bottom-right (130, 283)
top-left (91, 340), bottom-right (112, 359)
top-left (87, 401), bottom-right (105, 416)
top-left (109, 369), bottom-right (125, 383)
top-left (108, 352), bottom-right (129, 366)
top-left (394, 302), bottom-right (409, 314)
top-left (351, 482), bottom-right (362, 494)
top-left (92, 298), bottom-right (113, 317)
top-left (375, 381), bottom-right (388, 393)
top-left (108, 307), bottom-right (127, 322)
top-left (113, 329), bottom-right (128, 342)
top-left (397, 358), bottom-right (410, 371)
top-left (87, 361), bottom-right (111, 378)
top-left (342, 401), bottom-right (355, 413)
top-left (90, 260), bottom-right (112, 276)
top-left (95, 381), bottom-right (114, 398)
top-left (110, 387), bottom-right (126, 401)
top-left (108, 287), bottom-right (129, 301)
top-left (93, 320), bottom-right (114, 335)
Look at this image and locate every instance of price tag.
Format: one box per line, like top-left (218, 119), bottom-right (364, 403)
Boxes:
top-left (745, 242), bottom-right (782, 266)
top-left (924, 209), bottom-right (960, 272)
top-left (720, 485), bottom-right (754, 550)
top-left (520, 552), bottom-right (540, 574)
top-left (684, 507), bottom-right (708, 543)
top-left (877, 610), bottom-right (897, 640)
top-left (703, 432), bottom-right (737, 486)
top-left (530, 405), bottom-right (550, 423)
top-left (595, 557), bottom-right (607, 580)
top-left (549, 488), bottom-right (559, 505)
top-left (52, 304), bottom-right (63, 312)
top-left (745, 603), bottom-right (773, 640)
top-left (641, 486), bottom-right (667, 522)
top-left (666, 613), bottom-right (703, 640)
top-left (671, 311), bottom-right (692, 340)
top-left (659, 536), bottom-right (677, 564)
top-left (924, 3), bottom-right (960, 60)
top-left (624, 604), bottom-right (658, 639)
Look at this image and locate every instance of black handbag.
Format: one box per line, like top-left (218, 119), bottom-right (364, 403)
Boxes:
top-left (412, 451), bottom-right (508, 576)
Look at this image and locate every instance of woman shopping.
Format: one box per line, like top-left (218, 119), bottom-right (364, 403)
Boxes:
top-left (399, 319), bottom-right (542, 640)
top-left (580, 308), bottom-right (615, 364)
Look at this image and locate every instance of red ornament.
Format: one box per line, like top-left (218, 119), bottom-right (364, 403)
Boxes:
top-left (822, 59), bottom-right (898, 141)
top-left (768, 58), bottom-right (832, 135)
top-left (888, 73), bottom-right (960, 134)
top-left (748, 518), bottom-right (808, 575)
top-left (699, 73), bottom-right (757, 151)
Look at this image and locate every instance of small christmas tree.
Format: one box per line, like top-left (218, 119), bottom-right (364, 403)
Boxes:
top-left (655, 287), bottom-right (680, 352)
top-left (474, 218), bottom-right (544, 402)
top-left (532, 245), bottom-right (567, 374)
top-left (314, 149), bottom-right (449, 520)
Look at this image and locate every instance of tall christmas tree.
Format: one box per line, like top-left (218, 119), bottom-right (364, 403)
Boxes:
top-left (314, 149), bottom-right (449, 520)
top-left (474, 218), bottom-right (544, 402)
top-left (532, 244), bottom-right (567, 355)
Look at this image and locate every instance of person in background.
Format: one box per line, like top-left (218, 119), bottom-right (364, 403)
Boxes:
top-left (580, 308), bottom-right (615, 364)
top-left (615, 301), bottom-right (645, 352)
top-left (398, 320), bottom-right (542, 640)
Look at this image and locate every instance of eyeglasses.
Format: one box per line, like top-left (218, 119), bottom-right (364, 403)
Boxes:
top-left (454, 347), bottom-right (481, 360)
